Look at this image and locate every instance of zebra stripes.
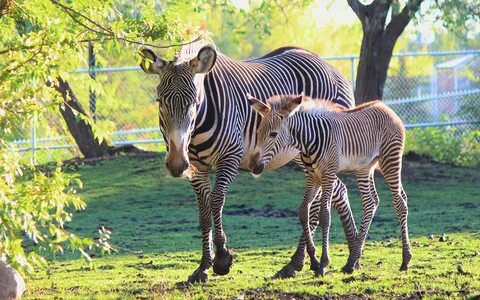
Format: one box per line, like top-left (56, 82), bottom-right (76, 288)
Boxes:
top-left (250, 94), bottom-right (412, 275)
top-left (139, 43), bottom-right (356, 283)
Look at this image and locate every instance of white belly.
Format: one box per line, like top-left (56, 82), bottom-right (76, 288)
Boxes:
top-left (338, 152), bottom-right (379, 172)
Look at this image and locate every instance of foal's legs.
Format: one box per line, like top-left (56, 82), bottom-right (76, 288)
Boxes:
top-left (274, 176), bottom-right (358, 278)
top-left (312, 173), bottom-right (336, 276)
top-left (380, 157), bottom-right (412, 271)
top-left (299, 172), bottom-right (323, 272)
top-left (273, 179), bottom-right (321, 279)
top-left (333, 179), bottom-right (360, 272)
top-left (343, 167), bottom-right (380, 274)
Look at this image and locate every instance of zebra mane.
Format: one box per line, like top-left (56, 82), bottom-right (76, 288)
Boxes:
top-left (299, 98), bottom-right (382, 115)
top-left (173, 36), bottom-right (216, 65)
top-left (266, 95), bottom-right (343, 115)
top-left (299, 98), bottom-right (344, 113)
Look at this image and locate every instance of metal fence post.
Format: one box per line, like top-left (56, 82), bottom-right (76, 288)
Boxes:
top-left (88, 42), bottom-right (97, 122)
top-left (350, 57), bottom-right (356, 89)
top-left (31, 114), bottom-right (36, 165)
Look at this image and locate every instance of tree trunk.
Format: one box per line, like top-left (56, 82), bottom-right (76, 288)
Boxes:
top-left (354, 25), bottom-right (396, 104)
top-left (348, 0), bottom-right (424, 105)
top-left (53, 77), bottom-right (114, 158)
top-left (0, 0), bottom-right (10, 15)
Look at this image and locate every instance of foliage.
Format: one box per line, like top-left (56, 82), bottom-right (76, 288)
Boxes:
top-left (431, 0), bottom-right (480, 39)
top-left (405, 127), bottom-right (480, 168)
top-left (22, 156), bottom-right (480, 298)
top-left (0, 141), bottom-right (112, 272)
top-left (0, 0), bottom-right (189, 272)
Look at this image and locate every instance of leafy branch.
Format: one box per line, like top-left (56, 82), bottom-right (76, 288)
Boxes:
top-left (49, 0), bottom-right (200, 49)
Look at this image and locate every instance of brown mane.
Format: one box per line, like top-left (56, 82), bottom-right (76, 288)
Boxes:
top-left (265, 95), bottom-right (382, 115)
top-left (341, 100), bottom-right (382, 113)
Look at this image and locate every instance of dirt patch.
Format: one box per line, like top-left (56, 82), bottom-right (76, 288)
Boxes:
top-left (224, 204), bottom-right (297, 218)
top-left (404, 151), bottom-right (435, 164)
top-left (458, 202), bottom-right (478, 209)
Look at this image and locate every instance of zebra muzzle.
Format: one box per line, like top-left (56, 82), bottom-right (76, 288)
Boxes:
top-left (252, 163), bottom-right (265, 175)
top-left (166, 138), bottom-right (189, 177)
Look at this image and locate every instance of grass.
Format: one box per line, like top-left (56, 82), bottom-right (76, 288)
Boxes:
top-left (25, 154), bottom-right (480, 299)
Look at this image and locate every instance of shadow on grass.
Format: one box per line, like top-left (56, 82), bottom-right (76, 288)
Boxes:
top-left (57, 155), bottom-right (479, 260)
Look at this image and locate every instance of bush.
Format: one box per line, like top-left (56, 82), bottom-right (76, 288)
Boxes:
top-left (0, 141), bottom-right (112, 273)
top-left (405, 126), bottom-right (480, 168)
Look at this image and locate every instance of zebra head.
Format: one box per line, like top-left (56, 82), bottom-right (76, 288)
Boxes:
top-left (139, 45), bottom-right (217, 177)
top-left (248, 94), bottom-right (304, 176)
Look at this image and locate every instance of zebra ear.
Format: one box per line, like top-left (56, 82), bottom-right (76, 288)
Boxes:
top-left (189, 45), bottom-right (217, 74)
top-left (139, 47), bottom-right (167, 75)
top-left (247, 94), bottom-right (271, 117)
top-left (280, 93), bottom-right (303, 117)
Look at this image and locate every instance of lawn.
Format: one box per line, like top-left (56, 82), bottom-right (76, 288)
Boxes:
top-left (25, 154), bottom-right (480, 299)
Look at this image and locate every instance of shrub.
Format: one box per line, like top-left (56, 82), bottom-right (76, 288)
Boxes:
top-left (0, 141), bottom-right (112, 273)
top-left (405, 126), bottom-right (480, 168)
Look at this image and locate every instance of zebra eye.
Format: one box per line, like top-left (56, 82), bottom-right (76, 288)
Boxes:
top-left (269, 131), bottom-right (278, 138)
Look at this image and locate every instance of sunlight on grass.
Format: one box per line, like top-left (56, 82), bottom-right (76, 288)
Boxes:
top-left (23, 156), bottom-right (480, 299)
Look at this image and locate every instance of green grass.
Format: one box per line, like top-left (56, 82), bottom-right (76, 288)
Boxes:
top-left (25, 155), bottom-right (480, 299)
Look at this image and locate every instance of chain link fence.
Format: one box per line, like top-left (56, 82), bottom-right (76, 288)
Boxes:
top-left (13, 50), bottom-right (480, 165)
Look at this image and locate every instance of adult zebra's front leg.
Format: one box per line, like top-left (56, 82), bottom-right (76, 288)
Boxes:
top-left (210, 155), bottom-right (242, 276)
top-left (187, 167), bottom-right (213, 284)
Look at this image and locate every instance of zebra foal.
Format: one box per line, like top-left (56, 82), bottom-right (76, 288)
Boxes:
top-left (249, 94), bottom-right (412, 275)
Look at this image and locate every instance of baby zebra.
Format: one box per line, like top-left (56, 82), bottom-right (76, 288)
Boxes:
top-left (248, 94), bottom-right (412, 276)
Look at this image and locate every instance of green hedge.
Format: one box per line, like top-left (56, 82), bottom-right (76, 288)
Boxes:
top-left (405, 126), bottom-right (480, 168)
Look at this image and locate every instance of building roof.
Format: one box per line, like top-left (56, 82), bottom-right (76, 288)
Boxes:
top-left (435, 54), bottom-right (477, 69)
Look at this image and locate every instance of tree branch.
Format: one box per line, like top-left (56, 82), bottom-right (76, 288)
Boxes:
top-left (346, 0), bottom-right (367, 21)
top-left (373, 0), bottom-right (393, 14)
top-left (384, 0), bottom-right (424, 41)
top-left (0, 45), bottom-right (29, 55)
top-left (49, 0), bottom-right (203, 49)
top-left (0, 0), bottom-right (9, 16)
top-left (1, 37), bottom-right (46, 79)
top-left (50, 0), bottom-right (112, 35)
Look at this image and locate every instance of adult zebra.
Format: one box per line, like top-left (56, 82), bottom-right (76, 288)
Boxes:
top-left (139, 41), bottom-right (356, 283)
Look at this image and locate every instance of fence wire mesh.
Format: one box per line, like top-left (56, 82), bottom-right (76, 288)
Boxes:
top-left (12, 50), bottom-right (480, 165)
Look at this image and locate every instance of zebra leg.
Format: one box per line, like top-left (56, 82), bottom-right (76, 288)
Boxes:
top-left (298, 173), bottom-right (322, 272)
top-left (331, 178), bottom-right (361, 273)
top-left (273, 188), bottom-right (321, 279)
top-left (314, 175), bottom-right (335, 277)
top-left (274, 159), bottom-right (357, 278)
top-left (381, 162), bottom-right (412, 271)
top-left (344, 168), bottom-right (380, 274)
top-left (187, 168), bottom-right (213, 284)
top-left (210, 157), bottom-right (241, 276)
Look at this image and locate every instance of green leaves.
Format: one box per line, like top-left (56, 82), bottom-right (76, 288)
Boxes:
top-left (405, 126), bottom-right (480, 168)
top-left (0, 0), bottom-right (168, 273)
top-left (0, 146), bottom-right (114, 273)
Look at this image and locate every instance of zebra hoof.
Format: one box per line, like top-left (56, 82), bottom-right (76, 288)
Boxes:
top-left (213, 248), bottom-right (233, 275)
top-left (341, 263), bottom-right (356, 274)
top-left (355, 260), bottom-right (361, 270)
top-left (273, 264), bottom-right (297, 279)
top-left (399, 263), bottom-right (409, 271)
top-left (314, 266), bottom-right (327, 277)
top-left (187, 269), bottom-right (208, 284)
